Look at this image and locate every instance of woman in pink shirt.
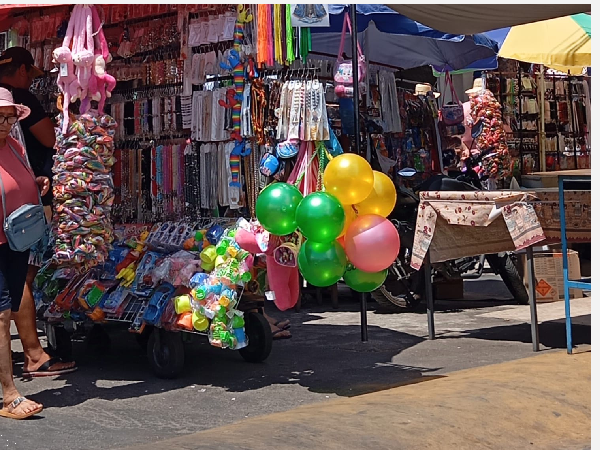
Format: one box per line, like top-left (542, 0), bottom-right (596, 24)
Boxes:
top-left (0, 87), bottom-right (48, 420)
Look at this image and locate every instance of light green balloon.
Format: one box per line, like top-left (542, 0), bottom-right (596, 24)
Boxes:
top-left (295, 192), bottom-right (345, 243)
top-left (255, 183), bottom-right (303, 236)
top-left (298, 240), bottom-right (347, 287)
top-left (344, 266), bottom-right (387, 292)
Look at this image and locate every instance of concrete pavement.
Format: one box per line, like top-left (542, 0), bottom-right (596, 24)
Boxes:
top-left (0, 276), bottom-right (591, 450)
top-left (122, 349), bottom-right (592, 450)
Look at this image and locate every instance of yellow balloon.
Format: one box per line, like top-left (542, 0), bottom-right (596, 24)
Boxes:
top-left (355, 171), bottom-right (397, 217)
top-left (338, 205), bottom-right (358, 237)
top-left (323, 154), bottom-right (374, 205)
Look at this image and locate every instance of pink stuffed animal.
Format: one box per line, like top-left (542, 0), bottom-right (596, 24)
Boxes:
top-left (94, 55), bottom-right (116, 114)
top-left (71, 5), bottom-right (94, 102)
top-left (53, 46), bottom-right (80, 134)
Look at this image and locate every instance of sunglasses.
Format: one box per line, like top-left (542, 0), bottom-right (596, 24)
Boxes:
top-left (0, 116), bottom-right (17, 125)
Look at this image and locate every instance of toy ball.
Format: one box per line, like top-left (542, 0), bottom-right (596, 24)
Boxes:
top-left (298, 240), bottom-right (347, 287)
top-left (344, 266), bottom-right (387, 292)
top-left (295, 192), bottom-right (345, 243)
top-left (255, 182), bottom-right (303, 236)
top-left (174, 295), bottom-right (192, 314)
top-left (345, 214), bottom-right (399, 273)
top-left (323, 154), bottom-right (374, 205)
top-left (355, 171), bottom-right (397, 218)
top-left (192, 310), bottom-right (210, 331)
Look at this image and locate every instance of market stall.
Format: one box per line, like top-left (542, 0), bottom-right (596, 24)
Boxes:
top-left (0, 2), bottom-right (508, 351)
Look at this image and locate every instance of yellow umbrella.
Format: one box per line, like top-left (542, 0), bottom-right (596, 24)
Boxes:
top-left (499, 13), bottom-right (591, 73)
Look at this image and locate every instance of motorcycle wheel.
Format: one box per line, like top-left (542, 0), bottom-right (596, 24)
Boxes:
top-left (485, 253), bottom-right (529, 305)
top-left (372, 270), bottom-right (424, 313)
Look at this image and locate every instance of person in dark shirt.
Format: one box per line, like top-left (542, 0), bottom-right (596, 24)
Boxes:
top-left (0, 47), bottom-right (76, 377)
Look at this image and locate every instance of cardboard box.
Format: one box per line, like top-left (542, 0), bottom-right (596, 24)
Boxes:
top-left (521, 250), bottom-right (583, 303)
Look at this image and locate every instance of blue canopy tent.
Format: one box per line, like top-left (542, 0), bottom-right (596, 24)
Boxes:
top-left (310, 5), bottom-right (500, 72)
top-left (432, 28), bottom-right (510, 75)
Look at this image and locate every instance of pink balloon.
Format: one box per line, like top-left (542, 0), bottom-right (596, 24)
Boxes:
top-left (345, 215), bottom-right (399, 273)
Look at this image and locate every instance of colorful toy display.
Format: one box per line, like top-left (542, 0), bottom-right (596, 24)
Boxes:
top-left (36, 219), bottom-right (256, 351)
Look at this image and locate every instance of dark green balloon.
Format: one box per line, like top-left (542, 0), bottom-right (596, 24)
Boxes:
top-left (344, 266), bottom-right (387, 292)
top-left (298, 240), bottom-right (347, 287)
top-left (255, 183), bottom-right (303, 236)
top-left (295, 192), bottom-right (345, 243)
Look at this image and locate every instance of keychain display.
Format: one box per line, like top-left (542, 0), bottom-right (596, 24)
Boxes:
top-left (53, 113), bottom-right (117, 267)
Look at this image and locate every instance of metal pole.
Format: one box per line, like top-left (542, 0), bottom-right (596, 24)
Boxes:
top-left (350, 4), bottom-right (368, 342)
top-left (423, 253), bottom-right (435, 339)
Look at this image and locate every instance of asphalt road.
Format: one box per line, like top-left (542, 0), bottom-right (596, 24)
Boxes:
top-left (0, 275), bottom-right (591, 450)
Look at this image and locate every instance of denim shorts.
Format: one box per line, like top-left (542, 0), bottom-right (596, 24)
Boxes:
top-left (29, 223), bottom-right (53, 268)
top-left (0, 244), bottom-right (30, 313)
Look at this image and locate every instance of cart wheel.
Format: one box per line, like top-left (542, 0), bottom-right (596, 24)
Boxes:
top-left (86, 324), bottom-right (111, 355)
top-left (239, 312), bottom-right (272, 363)
top-left (47, 325), bottom-right (73, 362)
top-left (147, 329), bottom-right (185, 379)
top-left (136, 326), bottom-right (154, 352)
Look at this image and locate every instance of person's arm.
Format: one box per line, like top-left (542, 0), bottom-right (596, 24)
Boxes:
top-left (28, 117), bottom-right (56, 148)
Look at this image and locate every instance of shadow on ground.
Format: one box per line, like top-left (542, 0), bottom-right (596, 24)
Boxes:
top-left (20, 311), bottom-right (434, 410)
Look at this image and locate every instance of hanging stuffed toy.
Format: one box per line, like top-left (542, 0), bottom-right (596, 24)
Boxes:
top-left (71, 5), bottom-right (94, 104)
top-left (219, 6), bottom-right (253, 187)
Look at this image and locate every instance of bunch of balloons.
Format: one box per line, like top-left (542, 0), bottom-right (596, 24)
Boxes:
top-left (255, 153), bottom-right (400, 292)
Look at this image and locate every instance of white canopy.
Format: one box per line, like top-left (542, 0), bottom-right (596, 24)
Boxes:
top-left (385, 4), bottom-right (590, 34)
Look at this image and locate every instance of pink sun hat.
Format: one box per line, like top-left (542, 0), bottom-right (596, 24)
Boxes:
top-left (0, 87), bottom-right (31, 121)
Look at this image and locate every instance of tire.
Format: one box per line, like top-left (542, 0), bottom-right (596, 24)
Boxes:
top-left (147, 329), bottom-right (185, 379)
top-left (486, 253), bottom-right (529, 305)
top-left (86, 324), bottom-right (111, 355)
top-left (372, 268), bottom-right (424, 313)
top-left (239, 312), bottom-right (272, 363)
top-left (136, 325), bottom-right (154, 352)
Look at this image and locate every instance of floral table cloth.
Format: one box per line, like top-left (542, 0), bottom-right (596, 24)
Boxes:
top-left (411, 191), bottom-right (546, 270)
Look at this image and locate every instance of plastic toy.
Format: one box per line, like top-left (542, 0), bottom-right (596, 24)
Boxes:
top-left (173, 294), bottom-right (192, 315)
top-left (143, 283), bottom-right (176, 326)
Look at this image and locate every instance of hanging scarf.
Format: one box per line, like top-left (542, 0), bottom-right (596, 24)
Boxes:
top-left (266, 4), bottom-right (274, 67)
top-left (299, 27), bottom-right (311, 64)
top-left (273, 4), bottom-right (283, 65)
top-left (257, 4), bottom-right (269, 66)
top-left (285, 5), bottom-right (295, 64)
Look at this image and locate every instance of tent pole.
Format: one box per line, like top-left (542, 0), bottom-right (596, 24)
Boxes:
top-left (539, 65), bottom-right (546, 171)
top-left (350, 4), bottom-right (368, 342)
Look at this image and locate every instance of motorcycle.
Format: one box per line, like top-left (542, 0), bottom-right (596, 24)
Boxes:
top-left (372, 121), bottom-right (529, 312)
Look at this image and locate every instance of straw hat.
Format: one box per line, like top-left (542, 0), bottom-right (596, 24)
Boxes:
top-left (0, 87), bottom-right (30, 120)
top-left (414, 83), bottom-right (440, 98)
top-left (465, 78), bottom-right (485, 95)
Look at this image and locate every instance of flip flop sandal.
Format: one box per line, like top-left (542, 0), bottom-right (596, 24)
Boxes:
top-left (22, 357), bottom-right (78, 379)
top-left (272, 329), bottom-right (292, 340)
top-left (0, 397), bottom-right (43, 420)
top-left (274, 320), bottom-right (291, 330)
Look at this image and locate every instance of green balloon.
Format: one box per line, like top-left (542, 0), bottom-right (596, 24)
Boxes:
top-left (298, 240), bottom-right (347, 287)
top-left (344, 266), bottom-right (388, 292)
top-left (255, 183), bottom-right (303, 236)
top-left (295, 192), bottom-right (345, 243)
